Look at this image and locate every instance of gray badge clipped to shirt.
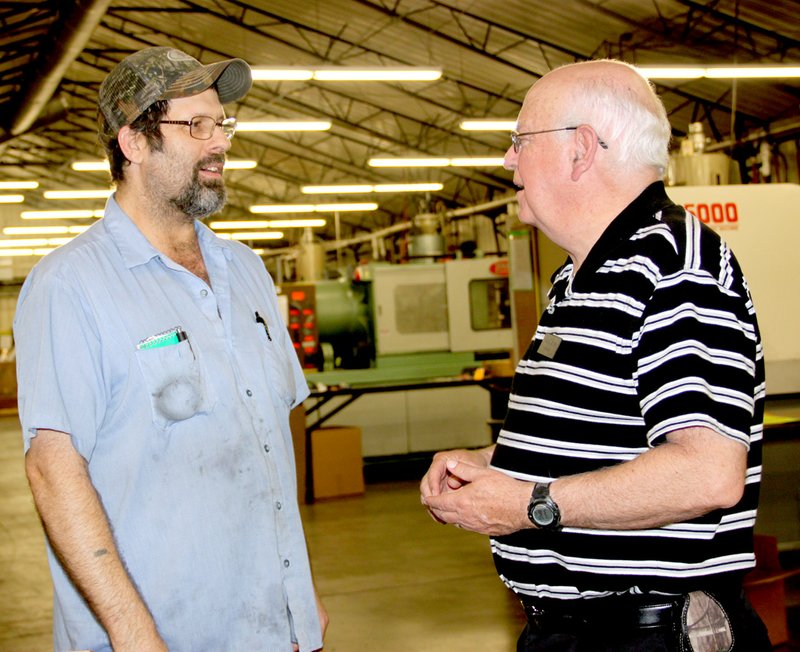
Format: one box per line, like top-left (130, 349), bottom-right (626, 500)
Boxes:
top-left (538, 333), bottom-right (562, 359)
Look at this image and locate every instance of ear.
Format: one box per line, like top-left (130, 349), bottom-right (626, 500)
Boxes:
top-left (569, 124), bottom-right (602, 182)
top-left (117, 125), bottom-right (147, 165)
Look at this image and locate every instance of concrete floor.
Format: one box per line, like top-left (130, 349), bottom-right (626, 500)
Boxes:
top-left (2, 411), bottom-right (799, 651)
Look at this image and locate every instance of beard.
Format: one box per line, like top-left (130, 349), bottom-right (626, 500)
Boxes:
top-left (169, 156), bottom-right (227, 220)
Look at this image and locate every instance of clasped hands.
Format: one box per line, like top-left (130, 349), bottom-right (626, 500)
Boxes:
top-left (419, 449), bottom-right (531, 536)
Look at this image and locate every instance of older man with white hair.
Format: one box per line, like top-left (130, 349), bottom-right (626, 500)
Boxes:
top-left (421, 59), bottom-right (769, 651)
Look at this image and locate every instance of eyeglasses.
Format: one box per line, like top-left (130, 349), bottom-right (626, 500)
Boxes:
top-left (159, 116), bottom-right (237, 140)
top-left (510, 127), bottom-right (608, 153)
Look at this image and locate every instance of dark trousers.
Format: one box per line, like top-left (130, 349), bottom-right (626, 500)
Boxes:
top-left (516, 589), bottom-right (771, 652)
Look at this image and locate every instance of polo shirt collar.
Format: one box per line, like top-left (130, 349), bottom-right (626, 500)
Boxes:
top-left (577, 181), bottom-right (673, 280)
top-left (103, 194), bottom-right (234, 268)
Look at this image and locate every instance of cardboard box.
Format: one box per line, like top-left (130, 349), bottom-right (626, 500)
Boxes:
top-left (0, 360), bottom-right (16, 397)
top-left (311, 426), bottom-right (365, 499)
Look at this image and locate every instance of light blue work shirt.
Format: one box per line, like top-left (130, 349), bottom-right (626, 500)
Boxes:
top-left (14, 196), bottom-right (320, 652)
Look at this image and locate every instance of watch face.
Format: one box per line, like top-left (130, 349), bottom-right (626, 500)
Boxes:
top-left (531, 503), bottom-right (555, 526)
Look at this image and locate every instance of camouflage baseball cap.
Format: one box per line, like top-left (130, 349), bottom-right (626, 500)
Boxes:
top-left (98, 46), bottom-right (252, 138)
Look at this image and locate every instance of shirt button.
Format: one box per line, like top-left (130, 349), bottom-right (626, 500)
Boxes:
top-left (264, 444), bottom-right (270, 453)
top-left (246, 389), bottom-right (253, 397)
top-left (284, 559), bottom-right (290, 568)
top-left (200, 289), bottom-right (208, 297)
top-left (276, 501), bottom-right (282, 510)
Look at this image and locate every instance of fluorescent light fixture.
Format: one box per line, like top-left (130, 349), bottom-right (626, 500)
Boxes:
top-left (0, 195), bottom-right (25, 204)
top-left (236, 121), bottom-right (331, 132)
top-left (252, 67), bottom-right (442, 82)
top-left (210, 219), bottom-right (326, 229)
top-left (0, 181), bottom-right (39, 190)
top-left (72, 161), bottom-right (110, 171)
top-left (459, 120), bottom-right (516, 131)
top-left (704, 66), bottom-right (800, 78)
top-left (225, 160), bottom-right (258, 169)
top-left (22, 209), bottom-right (104, 219)
top-left (230, 231), bottom-right (285, 240)
top-left (3, 225), bottom-right (89, 235)
top-left (638, 65), bottom-right (800, 79)
top-left (0, 237), bottom-right (73, 248)
top-left (250, 204), bottom-right (316, 214)
top-left (450, 157), bottom-right (506, 167)
top-left (368, 157), bottom-right (504, 167)
top-left (0, 247), bottom-right (57, 257)
top-left (250, 202), bottom-right (378, 214)
top-left (44, 189), bottom-right (112, 200)
top-left (301, 182), bottom-right (443, 194)
top-left (315, 202), bottom-right (378, 212)
top-left (369, 158), bottom-right (450, 167)
top-left (313, 67), bottom-right (441, 81)
top-left (251, 69), bottom-right (314, 81)
top-left (638, 67), bottom-right (706, 79)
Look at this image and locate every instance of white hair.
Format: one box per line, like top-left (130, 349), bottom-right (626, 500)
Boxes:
top-left (555, 60), bottom-right (672, 176)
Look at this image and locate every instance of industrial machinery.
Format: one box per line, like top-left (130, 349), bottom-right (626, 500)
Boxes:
top-left (277, 255), bottom-right (513, 373)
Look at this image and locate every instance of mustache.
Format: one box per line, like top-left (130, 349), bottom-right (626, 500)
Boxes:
top-left (195, 155), bottom-right (226, 173)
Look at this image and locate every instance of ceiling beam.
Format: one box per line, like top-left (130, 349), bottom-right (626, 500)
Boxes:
top-left (3, 0), bottom-right (111, 137)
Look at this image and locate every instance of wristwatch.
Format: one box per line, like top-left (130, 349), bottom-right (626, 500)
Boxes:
top-left (527, 482), bottom-right (562, 531)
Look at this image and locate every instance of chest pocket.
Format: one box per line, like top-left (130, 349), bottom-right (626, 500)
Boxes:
top-left (135, 338), bottom-right (216, 430)
top-left (255, 325), bottom-right (295, 407)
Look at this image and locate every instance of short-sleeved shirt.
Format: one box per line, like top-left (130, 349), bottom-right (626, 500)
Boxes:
top-left (490, 182), bottom-right (764, 599)
top-left (14, 196), bottom-right (320, 652)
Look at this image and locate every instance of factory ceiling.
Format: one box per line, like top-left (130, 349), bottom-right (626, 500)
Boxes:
top-left (1, 0), bottom-right (799, 253)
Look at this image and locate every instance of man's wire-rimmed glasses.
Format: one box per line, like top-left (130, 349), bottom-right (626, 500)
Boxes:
top-left (159, 115), bottom-right (237, 140)
top-left (511, 127), bottom-right (608, 153)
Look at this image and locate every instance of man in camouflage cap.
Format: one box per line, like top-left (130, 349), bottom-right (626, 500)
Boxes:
top-left (16, 46), bottom-right (328, 652)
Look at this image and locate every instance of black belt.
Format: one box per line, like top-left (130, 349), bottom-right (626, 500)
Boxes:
top-left (521, 594), bottom-right (683, 630)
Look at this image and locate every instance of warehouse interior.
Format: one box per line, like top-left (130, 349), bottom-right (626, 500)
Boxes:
top-left (1, 1), bottom-right (800, 650)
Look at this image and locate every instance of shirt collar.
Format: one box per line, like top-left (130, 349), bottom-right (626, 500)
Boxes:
top-left (103, 194), bottom-right (234, 268)
top-left (578, 181), bottom-right (674, 279)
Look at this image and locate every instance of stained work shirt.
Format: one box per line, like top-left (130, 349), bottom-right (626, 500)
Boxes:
top-left (15, 196), bottom-right (320, 652)
top-left (491, 182), bottom-right (764, 599)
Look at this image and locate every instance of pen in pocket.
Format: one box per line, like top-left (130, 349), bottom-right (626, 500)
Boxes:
top-left (137, 326), bottom-right (188, 350)
top-left (255, 311), bottom-right (272, 341)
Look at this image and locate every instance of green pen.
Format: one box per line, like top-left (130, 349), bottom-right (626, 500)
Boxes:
top-left (137, 327), bottom-right (187, 350)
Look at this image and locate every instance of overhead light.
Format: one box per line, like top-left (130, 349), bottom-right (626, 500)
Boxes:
top-left (251, 69), bottom-right (315, 81)
top-left (230, 231), bottom-right (285, 240)
top-left (0, 195), bottom-right (25, 204)
top-left (22, 209), bottom-right (104, 219)
top-left (313, 67), bottom-right (441, 81)
top-left (225, 160), bottom-right (258, 169)
top-left (3, 225), bottom-right (89, 235)
top-left (72, 159), bottom-right (257, 171)
top-left (368, 157), bottom-right (504, 167)
top-left (44, 189), bottom-right (112, 200)
top-left (0, 248), bottom-right (56, 257)
top-left (216, 231), bottom-right (285, 241)
top-left (236, 121), bottom-right (331, 132)
top-left (0, 181), bottom-right (39, 190)
top-left (0, 237), bottom-right (73, 248)
top-left (450, 157), bottom-right (506, 167)
top-left (252, 67), bottom-right (442, 82)
top-left (459, 120), bottom-right (516, 131)
top-left (72, 161), bottom-right (110, 171)
top-left (301, 182), bottom-right (443, 194)
top-left (638, 65), bottom-right (800, 79)
top-left (210, 219), bottom-right (326, 229)
top-left (368, 158), bottom-right (450, 167)
top-left (250, 202), bottom-right (378, 214)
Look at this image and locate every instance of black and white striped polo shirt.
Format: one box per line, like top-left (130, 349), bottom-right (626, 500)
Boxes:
top-left (490, 181), bottom-right (765, 599)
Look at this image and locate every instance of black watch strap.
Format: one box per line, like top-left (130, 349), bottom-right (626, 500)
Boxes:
top-left (527, 482), bottom-right (562, 531)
